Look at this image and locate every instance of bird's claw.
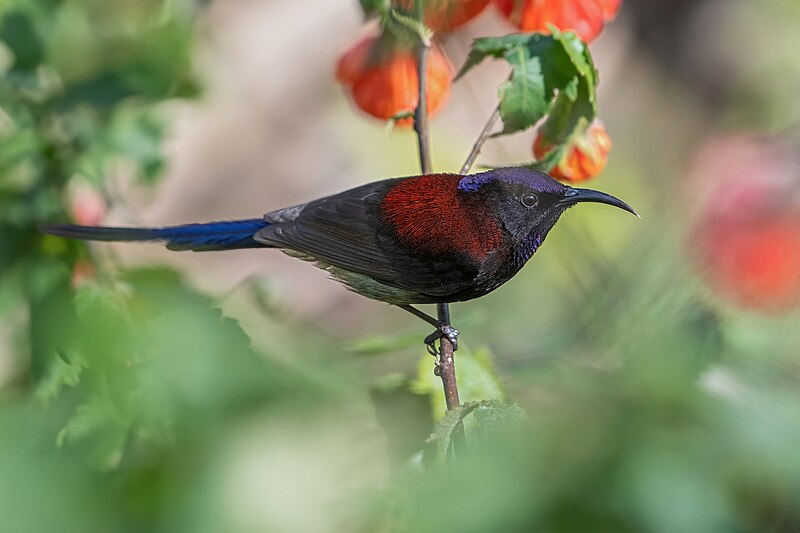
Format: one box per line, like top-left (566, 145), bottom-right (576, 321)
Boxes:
top-left (424, 323), bottom-right (459, 356)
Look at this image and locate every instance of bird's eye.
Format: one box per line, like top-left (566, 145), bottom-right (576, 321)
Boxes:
top-left (520, 192), bottom-right (539, 208)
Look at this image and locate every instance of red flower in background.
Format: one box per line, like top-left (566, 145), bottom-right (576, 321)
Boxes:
top-left (335, 31), bottom-right (453, 125)
top-left (702, 219), bottom-right (800, 310)
top-left (690, 136), bottom-right (800, 311)
top-left (493, 0), bottom-right (622, 42)
top-left (533, 120), bottom-right (612, 183)
top-left (393, 0), bottom-right (491, 32)
top-left (68, 181), bottom-right (106, 226)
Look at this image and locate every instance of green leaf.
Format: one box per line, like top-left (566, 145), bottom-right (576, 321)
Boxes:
top-left (455, 33), bottom-right (531, 80)
top-left (0, 12), bottom-right (43, 72)
top-left (538, 26), bottom-right (596, 93)
top-left (57, 402), bottom-right (130, 470)
top-left (425, 399), bottom-right (528, 460)
top-left (427, 402), bottom-right (479, 459)
top-left (360, 0), bottom-right (389, 18)
top-left (385, 8), bottom-right (433, 44)
top-left (473, 399), bottom-right (528, 437)
top-left (497, 49), bottom-right (547, 135)
top-left (35, 350), bottom-right (86, 405)
top-left (457, 31), bottom-right (598, 140)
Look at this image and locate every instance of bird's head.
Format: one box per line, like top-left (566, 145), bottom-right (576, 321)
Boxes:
top-left (457, 167), bottom-right (637, 263)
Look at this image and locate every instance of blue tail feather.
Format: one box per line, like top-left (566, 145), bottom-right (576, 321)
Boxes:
top-left (41, 218), bottom-right (270, 251)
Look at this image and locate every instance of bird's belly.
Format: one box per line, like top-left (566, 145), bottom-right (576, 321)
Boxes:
top-left (327, 267), bottom-right (429, 305)
top-left (284, 244), bottom-right (526, 305)
top-left (280, 248), bottom-right (451, 304)
top-left (444, 248), bottom-right (524, 302)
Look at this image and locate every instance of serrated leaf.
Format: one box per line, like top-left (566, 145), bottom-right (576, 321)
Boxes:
top-left (425, 399), bottom-right (527, 460)
top-left (35, 350), bottom-right (86, 405)
top-left (473, 399), bottom-right (527, 437)
top-left (537, 79), bottom-right (591, 146)
top-left (546, 27), bottom-right (596, 89)
top-left (455, 34), bottom-right (531, 80)
top-left (497, 49), bottom-right (547, 135)
top-left (428, 402), bottom-right (478, 459)
top-left (457, 31), bottom-right (598, 142)
top-left (385, 8), bottom-right (433, 44)
top-left (57, 402), bottom-right (130, 470)
top-left (73, 284), bottom-right (131, 338)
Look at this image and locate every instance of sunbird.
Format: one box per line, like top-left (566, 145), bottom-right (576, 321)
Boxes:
top-left (42, 167), bottom-right (637, 351)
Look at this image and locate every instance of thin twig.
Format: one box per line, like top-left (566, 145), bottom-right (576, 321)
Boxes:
top-left (460, 104), bottom-right (501, 175)
top-left (414, 47), bottom-right (432, 172)
top-left (411, 2), bottom-right (461, 418)
top-left (436, 303), bottom-right (460, 410)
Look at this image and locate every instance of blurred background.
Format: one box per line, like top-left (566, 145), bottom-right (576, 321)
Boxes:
top-left (2, 0), bottom-right (800, 531)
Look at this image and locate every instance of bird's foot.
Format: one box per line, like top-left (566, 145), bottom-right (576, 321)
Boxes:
top-left (424, 323), bottom-right (459, 356)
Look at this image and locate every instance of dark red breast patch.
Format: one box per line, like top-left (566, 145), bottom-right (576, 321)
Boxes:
top-left (381, 174), bottom-right (503, 260)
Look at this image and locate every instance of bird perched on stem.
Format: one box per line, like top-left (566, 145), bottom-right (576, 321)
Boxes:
top-left (42, 167), bottom-right (637, 351)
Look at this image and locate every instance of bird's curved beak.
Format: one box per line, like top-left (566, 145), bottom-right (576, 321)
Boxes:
top-left (560, 187), bottom-right (639, 217)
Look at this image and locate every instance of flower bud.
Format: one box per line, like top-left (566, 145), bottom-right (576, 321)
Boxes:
top-left (533, 120), bottom-right (612, 183)
top-left (493, 0), bottom-right (622, 43)
top-left (335, 30), bottom-right (453, 126)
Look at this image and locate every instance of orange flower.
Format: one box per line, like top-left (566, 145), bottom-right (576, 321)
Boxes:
top-left (393, 0), bottom-right (491, 32)
top-left (533, 120), bottom-right (612, 183)
top-left (335, 31), bottom-right (453, 125)
top-left (493, 0), bottom-right (622, 42)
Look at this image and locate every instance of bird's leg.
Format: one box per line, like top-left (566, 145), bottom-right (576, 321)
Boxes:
top-left (423, 326), bottom-right (459, 354)
top-left (429, 302), bottom-right (459, 358)
top-left (397, 304), bottom-right (459, 356)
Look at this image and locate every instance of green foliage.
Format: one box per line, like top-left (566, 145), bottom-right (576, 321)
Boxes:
top-left (425, 399), bottom-right (527, 460)
top-left (360, 0), bottom-right (390, 18)
top-left (457, 29), bottom-right (598, 168)
top-left (412, 345), bottom-right (506, 420)
top-left (32, 268), bottom-right (331, 469)
top-left (0, 266), bottom-right (367, 531)
top-left (34, 349), bottom-right (85, 404)
top-left (0, 0), bottom-right (199, 386)
top-left (359, 0), bottom-right (433, 45)
top-left (384, 8), bottom-right (434, 45)
top-left (2, 1), bottom-right (800, 532)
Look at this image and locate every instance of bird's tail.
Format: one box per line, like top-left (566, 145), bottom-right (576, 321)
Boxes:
top-left (40, 218), bottom-right (271, 252)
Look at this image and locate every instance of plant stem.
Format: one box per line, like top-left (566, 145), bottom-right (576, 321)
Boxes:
top-left (413, 36), bottom-right (432, 171)
top-left (436, 303), bottom-right (460, 410)
top-left (411, 2), bottom-right (461, 418)
top-left (460, 104), bottom-right (501, 174)
top-left (438, 103), bottom-right (502, 419)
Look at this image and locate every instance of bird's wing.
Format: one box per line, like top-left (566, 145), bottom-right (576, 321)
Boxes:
top-left (254, 179), bottom-right (403, 283)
